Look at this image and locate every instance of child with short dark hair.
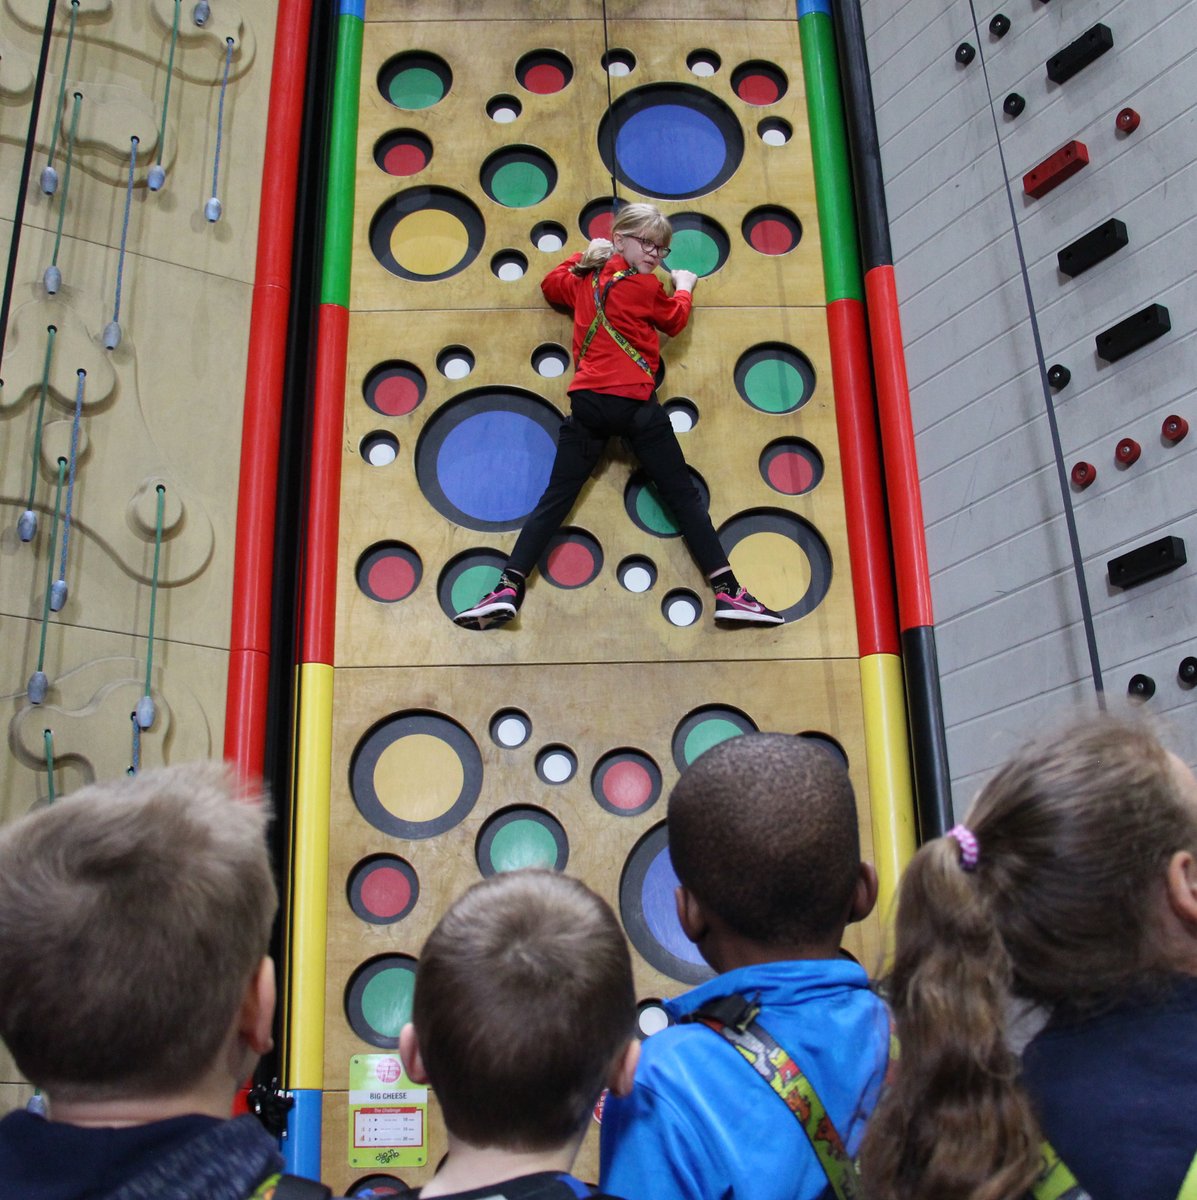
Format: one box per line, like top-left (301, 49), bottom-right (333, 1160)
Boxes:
top-left (599, 733), bottom-right (890, 1200)
top-left (454, 201), bottom-right (782, 630)
top-left (400, 869), bottom-right (639, 1199)
top-left (859, 714), bottom-right (1197, 1200)
top-left (0, 762), bottom-right (282, 1200)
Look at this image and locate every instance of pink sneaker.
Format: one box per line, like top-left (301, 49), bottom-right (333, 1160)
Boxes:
top-left (454, 572), bottom-right (525, 630)
top-left (714, 586), bottom-right (784, 625)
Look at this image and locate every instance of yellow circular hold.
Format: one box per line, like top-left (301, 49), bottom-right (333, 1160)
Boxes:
top-left (374, 732), bottom-right (464, 823)
top-left (729, 530), bottom-right (810, 611)
top-left (392, 208), bottom-right (469, 277)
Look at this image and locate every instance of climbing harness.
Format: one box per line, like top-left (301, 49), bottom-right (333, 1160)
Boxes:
top-left (576, 268), bottom-right (654, 378)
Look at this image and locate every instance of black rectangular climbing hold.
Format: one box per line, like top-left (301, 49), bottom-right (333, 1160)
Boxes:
top-left (1108, 536), bottom-right (1187, 589)
top-left (1095, 303), bottom-right (1171, 362)
top-left (1047, 23), bottom-right (1114, 84)
top-left (1058, 218), bottom-right (1128, 277)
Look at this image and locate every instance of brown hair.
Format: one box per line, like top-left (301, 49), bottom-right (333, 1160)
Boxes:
top-left (859, 714), bottom-right (1197, 1200)
top-left (0, 761), bottom-right (276, 1101)
top-left (668, 732), bottom-right (861, 946)
top-left (574, 202), bottom-right (673, 274)
top-left (412, 869), bottom-right (634, 1150)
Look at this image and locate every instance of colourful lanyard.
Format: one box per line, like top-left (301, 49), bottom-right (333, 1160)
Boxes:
top-left (1033, 1142), bottom-right (1197, 1200)
top-left (685, 994), bottom-right (862, 1200)
top-left (576, 268), bottom-right (654, 378)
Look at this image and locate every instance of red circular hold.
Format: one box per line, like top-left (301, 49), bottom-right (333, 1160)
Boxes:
top-left (1116, 437), bottom-right (1141, 464)
top-left (1162, 414), bottom-right (1189, 443)
top-left (545, 540), bottom-right (595, 587)
top-left (736, 73), bottom-right (780, 104)
top-left (373, 374), bottom-right (421, 415)
top-left (523, 63), bottom-right (566, 94)
top-left (367, 555), bottom-right (416, 601)
top-left (1070, 461), bottom-right (1095, 488)
top-left (360, 867), bottom-right (413, 919)
top-left (1116, 107), bottom-right (1140, 133)
top-left (383, 142), bottom-right (428, 176)
top-left (602, 760), bottom-right (654, 811)
top-left (765, 450), bottom-right (815, 494)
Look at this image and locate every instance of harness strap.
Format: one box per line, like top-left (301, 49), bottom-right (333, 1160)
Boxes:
top-left (577, 267), bottom-right (654, 378)
top-left (684, 993), bottom-right (861, 1200)
top-left (1032, 1142), bottom-right (1197, 1200)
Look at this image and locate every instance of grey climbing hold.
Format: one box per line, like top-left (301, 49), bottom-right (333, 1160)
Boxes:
top-left (26, 1093), bottom-right (47, 1116)
top-left (205, 196), bottom-right (222, 223)
top-left (28, 671), bottom-right (48, 704)
top-left (148, 163), bottom-right (166, 191)
top-left (50, 579), bottom-right (68, 611)
top-left (136, 694), bottom-right (156, 730)
top-left (103, 320), bottom-right (121, 350)
top-left (40, 165), bottom-right (59, 195)
top-left (18, 510), bottom-right (37, 541)
top-left (193, 0), bottom-right (210, 24)
top-left (44, 264), bottom-right (61, 294)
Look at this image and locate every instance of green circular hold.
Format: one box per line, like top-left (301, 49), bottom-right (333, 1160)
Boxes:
top-left (490, 161), bottom-right (549, 208)
top-left (389, 67), bottom-right (445, 110)
top-left (683, 719), bottom-right (745, 766)
top-left (490, 820), bottom-right (559, 872)
top-left (360, 966), bottom-right (415, 1038)
top-left (451, 564), bottom-right (501, 612)
top-left (668, 229), bottom-right (720, 277)
top-left (744, 358), bottom-right (806, 413)
top-left (636, 483), bottom-right (681, 536)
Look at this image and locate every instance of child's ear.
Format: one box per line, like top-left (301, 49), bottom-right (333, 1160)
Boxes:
top-left (239, 956), bottom-right (276, 1056)
top-left (847, 862), bottom-right (879, 925)
top-left (675, 885), bottom-right (708, 946)
top-left (1165, 849), bottom-right (1197, 928)
top-left (399, 1023), bottom-right (430, 1085)
top-left (607, 1038), bottom-right (641, 1098)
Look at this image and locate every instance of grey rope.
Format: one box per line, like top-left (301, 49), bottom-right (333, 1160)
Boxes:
top-left (137, 484), bottom-right (166, 731)
top-left (50, 368), bottom-right (84, 611)
top-left (41, 0), bottom-right (80, 194)
top-left (966, 0), bottom-right (1104, 697)
top-left (18, 324), bottom-right (57, 541)
top-left (28, 456), bottom-right (66, 703)
top-left (104, 136), bottom-right (139, 349)
top-left (205, 37), bottom-right (234, 221)
top-left (45, 89), bottom-right (81, 294)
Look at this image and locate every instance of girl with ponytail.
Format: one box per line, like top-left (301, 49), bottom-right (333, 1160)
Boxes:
top-left (860, 714), bottom-right (1197, 1200)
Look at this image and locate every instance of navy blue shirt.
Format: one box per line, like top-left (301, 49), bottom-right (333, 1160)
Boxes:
top-left (1022, 976), bottom-right (1197, 1200)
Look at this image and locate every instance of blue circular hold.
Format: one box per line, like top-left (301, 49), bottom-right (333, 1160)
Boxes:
top-left (599, 84), bottom-right (744, 201)
top-left (415, 388), bottom-right (563, 532)
top-left (616, 106), bottom-right (725, 197)
top-left (642, 846), bottom-right (706, 967)
top-left (437, 411), bottom-right (555, 523)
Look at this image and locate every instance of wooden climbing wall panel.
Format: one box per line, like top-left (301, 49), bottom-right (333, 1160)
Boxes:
top-left (320, 3), bottom-right (879, 1189)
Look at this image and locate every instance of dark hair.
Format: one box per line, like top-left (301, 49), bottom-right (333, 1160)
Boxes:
top-left (412, 870), bottom-right (634, 1150)
top-left (668, 733), bottom-right (861, 945)
top-left (0, 762), bottom-right (276, 1100)
top-left (859, 714), bottom-right (1197, 1200)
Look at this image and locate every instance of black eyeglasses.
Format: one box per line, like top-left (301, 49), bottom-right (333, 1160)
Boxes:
top-left (624, 234), bottom-right (670, 260)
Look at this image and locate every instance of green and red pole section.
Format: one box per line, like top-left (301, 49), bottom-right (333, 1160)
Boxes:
top-left (798, 0), bottom-right (949, 858)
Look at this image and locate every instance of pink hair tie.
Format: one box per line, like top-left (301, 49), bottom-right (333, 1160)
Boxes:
top-left (947, 824), bottom-right (979, 871)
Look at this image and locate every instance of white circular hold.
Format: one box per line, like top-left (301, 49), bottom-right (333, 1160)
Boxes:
top-left (367, 442), bottom-right (397, 466)
top-left (491, 106), bottom-right (518, 124)
top-left (638, 1005), bottom-right (670, 1037)
top-left (536, 356), bottom-right (566, 378)
top-left (495, 716), bottom-right (529, 747)
top-left (666, 596), bottom-right (698, 626)
top-left (497, 260), bottom-right (525, 281)
top-left (668, 409), bottom-right (694, 433)
top-left (622, 565), bottom-right (652, 593)
top-left (762, 128), bottom-right (787, 146)
top-left (608, 61), bottom-right (631, 77)
top-left (536, 232), bottom-right (564, 252)
top-left (442, 356), bottom-right (472, 380)
top-left (690, 60), bottom-right (716, 77)
top-left (541, 752), bottom-right (573, 783)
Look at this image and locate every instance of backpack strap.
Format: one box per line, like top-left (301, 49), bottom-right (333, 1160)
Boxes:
top-left (1033, 1140), bottom-right (1197, 1200)
top-left (576, 268), bottom-right (654, 378)
top-left (249, 1173), bottom-right (333, 1200)
top-left (683, 993), bottom-right (861, 1200)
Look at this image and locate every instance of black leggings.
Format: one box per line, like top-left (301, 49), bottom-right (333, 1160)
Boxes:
top-left (507, 389), bottom-right (728, 578)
